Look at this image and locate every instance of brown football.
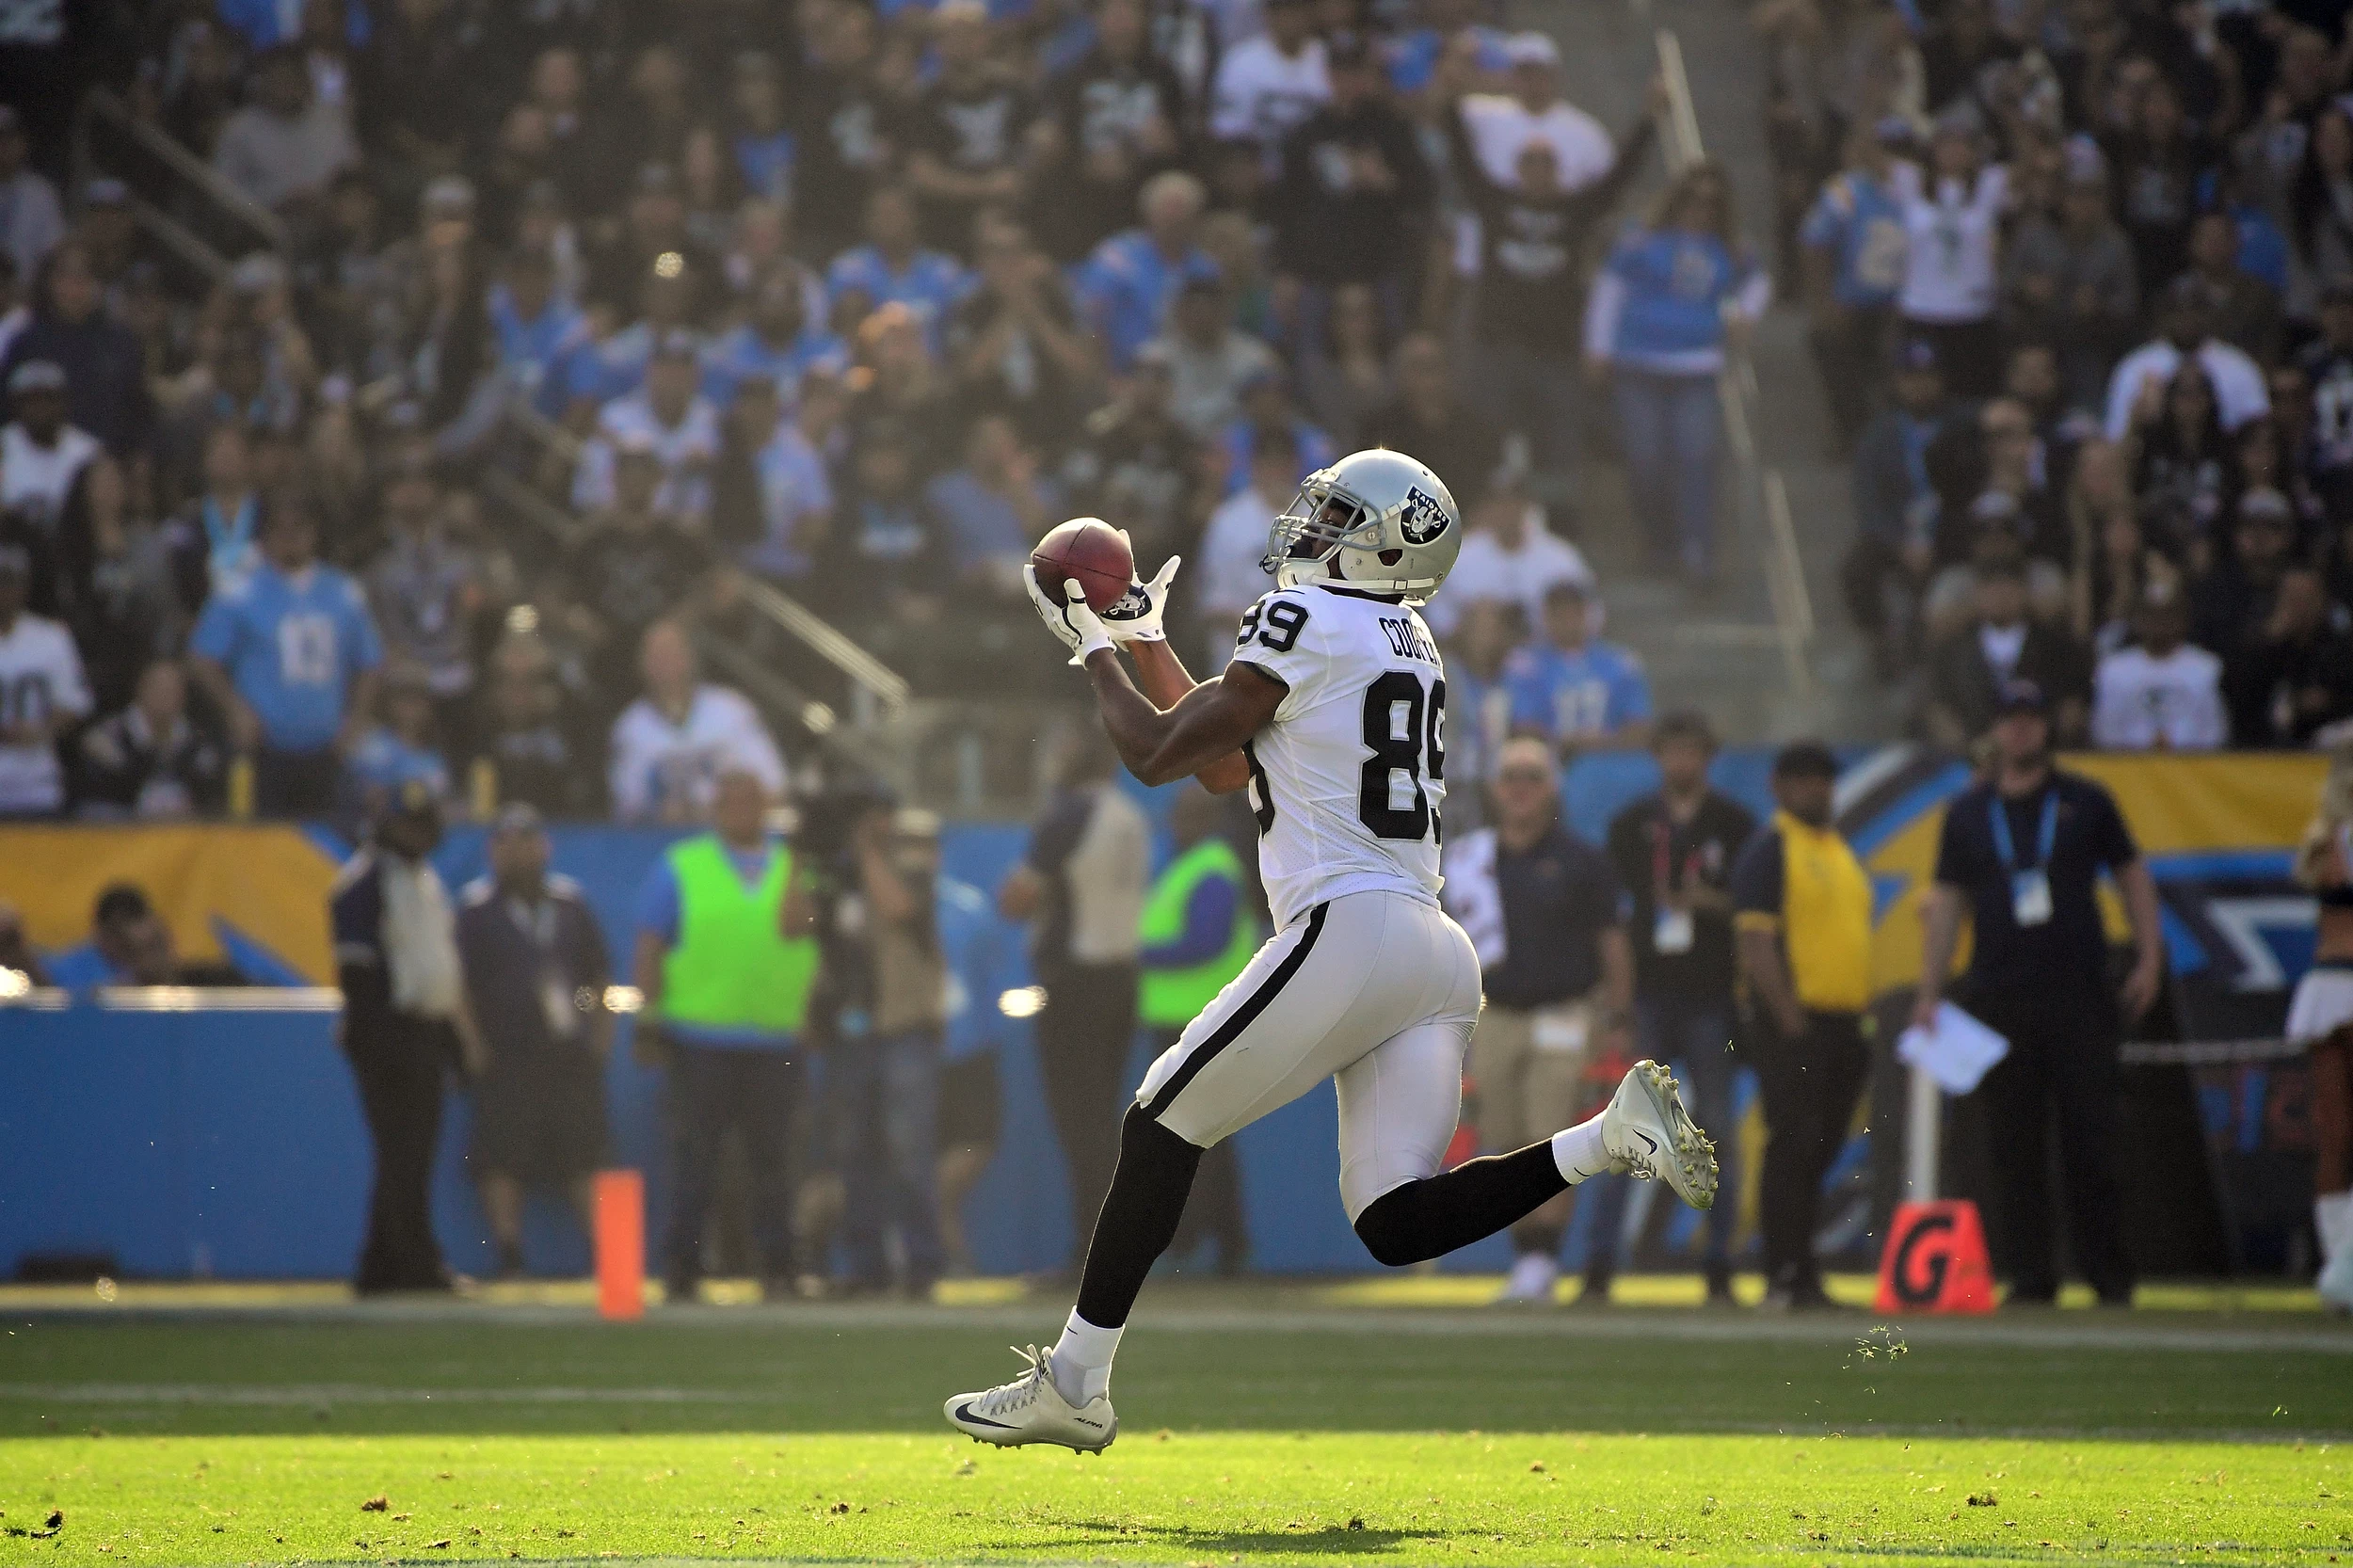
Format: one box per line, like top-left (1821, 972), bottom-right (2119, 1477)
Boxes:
top-left (1030, 517), bottom-right (1135, 614)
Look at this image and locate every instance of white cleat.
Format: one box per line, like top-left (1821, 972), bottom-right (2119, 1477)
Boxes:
top-left (944, 1345), bottom-right (1118, 1451)
top-left (1602, 1059), bottom-right (1720, 1211)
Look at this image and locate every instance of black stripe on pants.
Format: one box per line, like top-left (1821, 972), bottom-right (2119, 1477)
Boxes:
top-left (1748, 1010), bottom-right (1870, 1289)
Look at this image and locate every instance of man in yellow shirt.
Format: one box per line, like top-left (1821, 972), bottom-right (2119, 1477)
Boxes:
top-left (1730, 742), bottom-right (1874, 1311)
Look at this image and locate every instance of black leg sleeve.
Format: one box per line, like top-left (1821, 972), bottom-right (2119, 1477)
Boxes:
top-left (1352, 1142), bottom-right (1569, 1268)
top-left (1072, 1104), bottom-right (1205, 1328)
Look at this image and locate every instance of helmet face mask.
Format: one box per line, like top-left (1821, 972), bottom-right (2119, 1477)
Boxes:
top-left (1259, 450), bottom-right (1462, 601)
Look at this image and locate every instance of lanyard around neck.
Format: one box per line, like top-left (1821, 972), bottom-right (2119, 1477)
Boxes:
top-left (1990, 787), bottom-right (2057, 872)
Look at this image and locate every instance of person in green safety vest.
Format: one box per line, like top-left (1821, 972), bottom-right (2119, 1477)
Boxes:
top-left (630, 766), bottom-right (820, 1303)
top-left (1137, 785), bottom-right (1262, 1273)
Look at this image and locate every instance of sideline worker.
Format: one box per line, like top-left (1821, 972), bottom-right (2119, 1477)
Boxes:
top-left (1913, 679), bottom-right (2160, 1306)
top-left (632, 765), bottom-right (819, 1302)
top-left (1139, 785), bottom-right (1262, 1273)
top-left (1731, 742), bottom-right (1874, 1311)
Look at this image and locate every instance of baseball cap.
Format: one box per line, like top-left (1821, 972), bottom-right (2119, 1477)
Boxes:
top-left (1505, 31), bottom-right (1561, 68)
top-left (1993, 678), bottom-right (2049, 717)
top-left (1771, 741), bottom-right (1839, 781)
top-left (6, 360), bottom-right (64, 395)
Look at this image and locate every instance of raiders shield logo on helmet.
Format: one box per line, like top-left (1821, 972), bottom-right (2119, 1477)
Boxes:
top-left (1399, 486), bottom-right (1451, 545)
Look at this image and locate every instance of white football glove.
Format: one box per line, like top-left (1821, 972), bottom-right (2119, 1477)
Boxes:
top-left (1024, 564), bottom-right (1115, 665)
top-left (1098, 552), bottom-right (1182, 645)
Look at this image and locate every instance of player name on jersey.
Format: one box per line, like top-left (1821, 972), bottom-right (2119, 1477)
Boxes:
top-left (1378, 615), bottom-right (1441, 665)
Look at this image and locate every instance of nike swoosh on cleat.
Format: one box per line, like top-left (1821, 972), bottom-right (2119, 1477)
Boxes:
top-left (1632, 1128), bottom-right (1657, 1155)
top-left (952, 1402), bottom-right (1017, 1430)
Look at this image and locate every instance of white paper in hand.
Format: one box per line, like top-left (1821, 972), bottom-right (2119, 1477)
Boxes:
top-left (1896, 1002), bottom-right (2009, 1095)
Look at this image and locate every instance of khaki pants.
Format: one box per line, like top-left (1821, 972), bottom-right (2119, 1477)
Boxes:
top-left (1470, 1001), bottom-right (1601, 1153)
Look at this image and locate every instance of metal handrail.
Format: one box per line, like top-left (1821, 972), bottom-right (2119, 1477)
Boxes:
top-left (1656, 30), bottom-right (1814, 696)
top-left (75, 88), bottom-right (289, 256)
top-left (124, 192), bottom-right (232, 286)
top-left (496, 402), bottom-right (911, 716)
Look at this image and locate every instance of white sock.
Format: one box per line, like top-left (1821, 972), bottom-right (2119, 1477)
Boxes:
top-left (1552, 1116), bottom-right (1611, 1184)
top-left (2317, 1191), bottom-right (2353, 1266)
top-left (1048, 1309), bottom-right (1122, 1405)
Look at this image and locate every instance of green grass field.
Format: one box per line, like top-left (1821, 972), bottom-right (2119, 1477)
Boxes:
top-left (1, 1282), bottom-right (2349, 1566)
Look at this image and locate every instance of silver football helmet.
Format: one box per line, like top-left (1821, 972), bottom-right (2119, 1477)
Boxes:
top-left (1261, 449), bottom-right (1462, 601)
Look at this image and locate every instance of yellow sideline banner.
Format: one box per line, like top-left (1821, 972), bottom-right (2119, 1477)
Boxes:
top-left (0, 824), bottom-right (341, 984)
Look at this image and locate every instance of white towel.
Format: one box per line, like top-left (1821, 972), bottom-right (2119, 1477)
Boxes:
top-left (380, 857), bottom-right (463, 1020)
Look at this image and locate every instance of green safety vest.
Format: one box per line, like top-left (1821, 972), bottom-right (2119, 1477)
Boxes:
top-left (659, 834), bottom-right (819, 1037)
top-left (1137, 839), bottom-right (1260, 1028)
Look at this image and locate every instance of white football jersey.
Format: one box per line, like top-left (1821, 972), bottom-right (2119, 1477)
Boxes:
top-left (1229, 583), bottom-right (1447, 931)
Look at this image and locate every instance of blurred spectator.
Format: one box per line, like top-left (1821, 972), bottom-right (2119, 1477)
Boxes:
top-left (0, 107), bottom-right (60, 283)
top-left (1427, 472), bottom-right (1595, 640)
top-left (487, 244), bottom-right (587, 414)
top-left (935, 825), bottom-right (1013, 1278)
top-left (2109, 73), bottom-right (2216, 294)
top-left (1586, 160), bottom-right (1769, 584)
top-left (2222, 562), bottom-right (2353, 746)
top-left (2299, 282), bottom-right (2353, 485)
top-left (1438, 597), bottom-right (1524, 834)
top-left (2195, 487), bottom-right (2298, 662)
top-left (999, 726), bottom-right (1149, 1270)
top-left (1504, 579), bottom-right (1651, 754)
top-left (74, 660), bottom-right (228, 820)
top-left (923, 412), bottom-right (1055, 591)
top-left (607, 619), bottom-right (788, 824)
top-left (2090, 578), bottom-right (2229, 749)
top-left (2002, 150), bottom-right (2139, 414)
top-left (0, 537), bottom-right (88, 818)
top-left (1153, 271), bottom-right (1276, 443)
top-left (1074, 172), bottom-right (1216, 377)
top-left (825, 185), bottom-right (970, 348)
top-left (717, 373), bottom-right (837, 582)
top-left (702, 266), bottom-right (844, 410)
top-left (348, 662), bottom-right (456, 815)
top-left (58, 456), bottom-right (182, 714)
top-left (947, 215), bottom-right (1097, 452)
top-left (1890, 116), bottom-right (2008, 399)
top-left (1298, 282), bottom-right (1391, 451)
top-left (1441, 735), bottom-right (1630, 1305)
top-left (1035, 0), bottom-right (1188, 264)
top-left (332, 784), bottom-right (481, 1295)
top-left (457, 805), bottom-right (614, 1279)
top-left (2105, 277), bottom-right (2270, 442)
top-left (826, 800), bottom-right (955, 1297)
top-left (632, 766), bottom-right (819, 1301)
top-left (568, 438), bottom-right (711, 703)
top-left (1923, 559), bottom-right (2092, 748)
top-left (904, 1), bottom-right (1033, 250)
top-left (1196, 425), bottom-right (1294, 664)
top-left (1140, 786), bottom-right (1260, 1275)
top-left (1209, 0), bottom-right (1330, 162)
top-left (2124, 360), bottom-right (2243, 552)
top-left (466, 627), bottom-right (598, 818)
top-left (1218, 366), bottom-right (1332, 495)
top-left (189, 499), bottom-right (382, 817)
top-left (213, 45), bottom-right (361, 214)
top-left (44, 883), bottom-right (190, 989)
top-left (1731, 742), bottom-right (1873, 1312)
top-left (1456, 33), bottom-right (1611, 191)
top-left (366, 441), bottom-right (480, 708)
top-left (1801, 121), bottom-right (1910, 445)
top-left (572, 330), bottom-right (722, 526)
top-left (1598, 712), bottom-right (1753, 1305)
top-left (1361, 331), bottom-right (1502, 523)
top-left (1271, 33), bottom-right (1431, 334)
top-left (1919, 488), bottom-right (2072, 651)
top-left (2, 242), bottom-right (153, 459)
top-left (2179, 210), bottom-right (2281, 364)
top-left (822, 416), bottom-right (949, 611)
top-left (1915, 681), bottom-right (2158, 1306)
top-left (1451, 82), bottom-right (1657, 476)
top-left (1060, 340), bottom-right (1208, 567)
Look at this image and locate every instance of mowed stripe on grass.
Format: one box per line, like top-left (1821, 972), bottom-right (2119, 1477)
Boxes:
top-left (2, 1430), bottom-right (2348, 1566)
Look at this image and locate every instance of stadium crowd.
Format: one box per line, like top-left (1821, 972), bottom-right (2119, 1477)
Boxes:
top-left (1770, 0), bottom-right (2353, 751)
top-left (0, 0), bottom-right (1722, 829)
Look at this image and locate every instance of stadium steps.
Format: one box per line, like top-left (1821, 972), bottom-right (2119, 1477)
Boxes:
top-left (1531, 0), bottom-right (1889, 743)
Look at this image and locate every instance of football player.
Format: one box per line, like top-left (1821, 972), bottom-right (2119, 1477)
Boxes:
top-left (947, 451), bottom-right (1719, 1449)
